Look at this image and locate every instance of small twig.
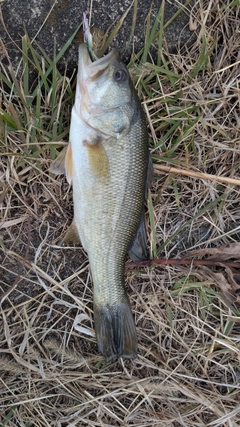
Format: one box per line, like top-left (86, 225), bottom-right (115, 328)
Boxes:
top-left (126, 258), bottom-right (240, 269)
top-left (154, 164), bottom-right (240, 187)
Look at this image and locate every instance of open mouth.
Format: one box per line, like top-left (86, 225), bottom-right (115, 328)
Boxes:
top-left (78, 43), bottom-right (119, 80)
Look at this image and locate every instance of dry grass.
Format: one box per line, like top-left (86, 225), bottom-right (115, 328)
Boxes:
top-left (1, 1), bottom-right (240, 426)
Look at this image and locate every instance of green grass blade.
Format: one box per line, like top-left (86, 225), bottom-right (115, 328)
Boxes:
top-left (0, 109), bottom-right (18, 130)
top-left (157, 0), bottom-right (164, 68)
top-left (22, 34), bottom-right (30, 104)
top-left (142, 1), bottom-right (164, 64)
top-left (0, 405), bottom-right (18, 427)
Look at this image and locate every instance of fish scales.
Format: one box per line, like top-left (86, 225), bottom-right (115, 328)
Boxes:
top-left (52, 43), bottom-right (149, 360)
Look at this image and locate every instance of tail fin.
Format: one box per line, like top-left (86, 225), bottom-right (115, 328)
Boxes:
top-left (94, 301), bottom-right (137, 361)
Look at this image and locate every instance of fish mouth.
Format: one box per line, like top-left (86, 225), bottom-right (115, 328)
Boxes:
top-left (78, 43), bottom-right (120, 80)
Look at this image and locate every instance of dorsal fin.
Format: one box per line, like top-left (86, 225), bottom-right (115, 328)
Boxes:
top-left (49, 145), bottom-right (68, 175)
top-left (62, 220), bottom-right (80, 244)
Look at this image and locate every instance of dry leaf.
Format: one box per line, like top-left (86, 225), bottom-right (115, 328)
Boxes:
top-left (186, 243), bottom-right (240, 261)
top-left (184, 265), bottom-right (240, 304)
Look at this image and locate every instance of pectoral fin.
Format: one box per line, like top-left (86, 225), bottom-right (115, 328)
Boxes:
top-left (84, 139), bottom-right (109, 180)
top-left (49, 144), bottom-right (73, 184)
top-left (128, 209), bottom-right (148, 261)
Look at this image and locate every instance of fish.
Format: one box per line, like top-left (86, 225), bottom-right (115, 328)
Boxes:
top-left (51, 43), bottom-right (150, 361)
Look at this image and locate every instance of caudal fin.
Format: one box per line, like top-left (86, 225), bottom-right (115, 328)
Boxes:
top-left (94, 301), bottom-right (137, 361)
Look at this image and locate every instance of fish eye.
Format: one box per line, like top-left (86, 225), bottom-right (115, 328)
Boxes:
top-left (114, 70), bottom-right (126, 82)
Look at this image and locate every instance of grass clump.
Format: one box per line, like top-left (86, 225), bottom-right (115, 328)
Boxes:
top-left (0, 27), bottom-right (79, 172)
top-left (1, 1), bottom-right (240, 426)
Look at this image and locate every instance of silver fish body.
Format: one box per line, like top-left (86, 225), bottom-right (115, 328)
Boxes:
top-left (60, 44), bottom-right (149, 360)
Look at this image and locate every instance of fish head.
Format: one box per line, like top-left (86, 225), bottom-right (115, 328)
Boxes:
top-left (74, 43), bottom-right (141, 140)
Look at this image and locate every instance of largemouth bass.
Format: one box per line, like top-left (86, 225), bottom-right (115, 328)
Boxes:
top-left (52, 43), bottom-right (150, 360)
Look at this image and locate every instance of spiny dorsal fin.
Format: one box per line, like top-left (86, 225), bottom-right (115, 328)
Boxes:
top-left (49, 144), bottom-right (73, 184)
top-left (49, 145), bottom-right (68, 175)
top-left (62, 220), bottom-right (80, 244)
